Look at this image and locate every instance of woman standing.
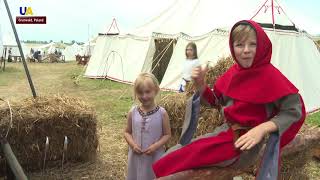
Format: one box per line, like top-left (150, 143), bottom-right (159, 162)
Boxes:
top-left (179, 42), bottom-right (200, 92)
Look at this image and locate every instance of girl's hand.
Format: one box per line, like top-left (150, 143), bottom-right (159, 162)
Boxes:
top-left (132, 144), bottom-right (143, 154)
top-left (191, 65), bottom-right (208, 91)
top-left (144, 143), bottom-right (159, 155)
top-left (234, 126), bottom-right (266, 151)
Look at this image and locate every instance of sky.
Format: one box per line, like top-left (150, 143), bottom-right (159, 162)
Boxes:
top-left (0, 0), bottom-right (319, 43)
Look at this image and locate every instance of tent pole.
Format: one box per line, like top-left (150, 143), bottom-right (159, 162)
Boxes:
top-left (2, 47), bottom-right (7, 71)
top-left (3, 0), bottom-right (37, 98)
top-left (271, 0), bottom-right (276, 32)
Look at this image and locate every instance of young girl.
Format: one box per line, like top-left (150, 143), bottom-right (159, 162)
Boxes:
top-left (179, 42), bottom-right (200, 92)
top-left (153, 20), bottom-right (305, 179)
top-left (124, 73), bottom-right (171, 180)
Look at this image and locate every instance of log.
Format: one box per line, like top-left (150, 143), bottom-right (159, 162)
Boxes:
top-left (282, 126), bottom-right (320, 156)
top-left (158, 168), bottom-right (244, 180)
top-left (313, 148), bottom-right (320, 161)
top-left (157, 126), bottom-right (320, 180)
top-left (1, 139), bottom-right (28, 180)
top-left (311, 126), bottom-right (320, 161)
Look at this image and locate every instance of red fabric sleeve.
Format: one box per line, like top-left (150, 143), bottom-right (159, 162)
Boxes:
top-left (201, 85), bottom-right (221, 106)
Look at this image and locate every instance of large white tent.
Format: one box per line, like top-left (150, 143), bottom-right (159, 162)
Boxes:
top-left (1, 32), bottom-right (29, 59)
top-left (2, 32), bottom-right (19, 58)
top-left (85, 35), bottom-right (151, 83)
top-left (0, 2), bottom-right (5, 58)
top-left (37, 42), bottom-right (57, 54)
top-left (0, 2), bottom-right (28, 59)
top-left (85, 0), bottom-right (320, 113)
top-left (0, 23), bottom-right (3, 58)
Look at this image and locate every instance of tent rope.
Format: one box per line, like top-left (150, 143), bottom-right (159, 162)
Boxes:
top-left (74, 63), bottom-right (88, 85)
top-left (143, 38), bottom-right (175, 71)
top-left (313, 39), bottom-right (320, 51)
top-left (250, 0), bottom-right (269, 20)
top-left (305, 33), bottom-right (320, 52)
top-left (104, 50), bottom-right (125, 82)
top-left (151, 39), bottom-right (175, 73)
top-left (274, 0), bottom-right (296, 26)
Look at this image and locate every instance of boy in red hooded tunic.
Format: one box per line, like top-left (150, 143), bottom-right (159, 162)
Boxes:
top-left (152, 20), bottom-right (305, 179)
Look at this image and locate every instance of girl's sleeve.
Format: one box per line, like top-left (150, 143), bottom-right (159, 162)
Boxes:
top-left (270, 93), bottom-right (306, 148)
top-left (201, 84), bottom-right (223, 107)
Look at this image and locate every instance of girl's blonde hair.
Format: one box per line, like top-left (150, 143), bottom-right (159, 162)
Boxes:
top-left (231, 24), bottom-right (256, 43)
top-left (133, 73), bottom-right (160, 99)
top-left (185, 42), bottom-right (198, 59)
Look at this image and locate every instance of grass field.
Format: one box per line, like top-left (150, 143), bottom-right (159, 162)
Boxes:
top-left (0, 62), bottom-right (319, 179)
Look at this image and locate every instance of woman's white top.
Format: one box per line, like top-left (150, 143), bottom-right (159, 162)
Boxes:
top-left (182, 58), bottom-right (200, 81)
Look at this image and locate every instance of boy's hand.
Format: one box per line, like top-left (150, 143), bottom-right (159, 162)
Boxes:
top-left (144, 143), bottom-right (159, 155)
top-left (132, 144), bottom-right (143, 154)
top-left (234, 126), bottom-right (266, 151)
top-left (191, 65), bottom-right (208, 91)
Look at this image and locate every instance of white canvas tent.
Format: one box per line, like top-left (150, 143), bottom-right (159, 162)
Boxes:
top-left (0, 2), bottom-right (5, 58)
top-left (1, 2), bottom-right (29, 59)
top-left (37, 42), bottom-right (66, 55)
top-left (85, 0), bottom-right (320, 112)
top-left (85, 35), bottom-right (151, 83)
top-left (79, 37), bottom-right (97, 56)
top-left (1, 32), bottom-right (28, 59)
top-left (268, 31), bottom-right (320, 113)
top-left (63, 43), bottom-right (81, 61)
top-left (0, 24), bottom-right (3, 58)
top-left (2, 32), bottom-right (18, 58)
top-left (37, 42), bottom-right (55, 54)
top-left (129, 0), bottom-right (260, 37)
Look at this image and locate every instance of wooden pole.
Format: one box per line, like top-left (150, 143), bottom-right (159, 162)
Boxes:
top-left (2, 0), bottom-right (37, 98)
top-left (1, 139), bottom-right (28, 180)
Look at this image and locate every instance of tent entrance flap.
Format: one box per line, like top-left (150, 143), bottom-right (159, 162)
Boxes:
top-left (151, 38), bottom-right (176, 83)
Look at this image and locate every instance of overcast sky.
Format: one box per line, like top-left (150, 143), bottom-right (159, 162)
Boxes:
top-left (0, 0), bottom-right (319, 43)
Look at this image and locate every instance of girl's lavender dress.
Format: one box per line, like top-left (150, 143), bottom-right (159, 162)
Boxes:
top-left (126, 106), bottom-right (165, 180)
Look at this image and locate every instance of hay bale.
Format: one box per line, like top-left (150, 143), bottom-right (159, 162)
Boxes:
top-left (0, 95), bottom-right (98, 173)
top-left (185, 56), bottom-right (234, 96)
top-left (159, 93), bottom-right (223, 148)
top-left (205, 56), bottom-right (234, 86)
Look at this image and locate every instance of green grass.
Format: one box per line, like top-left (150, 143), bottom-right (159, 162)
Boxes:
top-left (306, 112), bottom-right (320, 126)
top-left (0, 66), bottom-right (25, 86)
